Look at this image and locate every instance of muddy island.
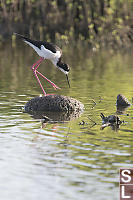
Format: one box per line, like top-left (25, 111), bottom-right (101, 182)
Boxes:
top-left (24, 95), bottom-right (84, 112)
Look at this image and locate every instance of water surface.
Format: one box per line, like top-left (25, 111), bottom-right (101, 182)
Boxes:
top-left (0, 42), bottom-right (133, 200)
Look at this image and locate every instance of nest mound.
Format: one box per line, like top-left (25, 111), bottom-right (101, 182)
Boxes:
top-left (24, 95), bottom-right (84, 112)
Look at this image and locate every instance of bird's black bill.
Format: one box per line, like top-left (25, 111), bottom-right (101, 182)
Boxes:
top-left (66, 74), bottom-right (70, 88)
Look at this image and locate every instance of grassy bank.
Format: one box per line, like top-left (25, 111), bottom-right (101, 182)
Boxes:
top-left (0, 0), bottom-right (133, 49)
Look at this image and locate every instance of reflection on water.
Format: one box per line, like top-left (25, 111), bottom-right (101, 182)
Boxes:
top-left (28, 110), bottom-right (83, 122)
top-left (0, 42), bottom-right (133, 200)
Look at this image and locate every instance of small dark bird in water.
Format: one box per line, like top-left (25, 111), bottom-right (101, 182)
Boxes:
top-left (14, 33), bottom-right (70, 96)
top-left (100, 113), bottom-right (121, 124)
top-left (100, 113), bottom-right (122, 130)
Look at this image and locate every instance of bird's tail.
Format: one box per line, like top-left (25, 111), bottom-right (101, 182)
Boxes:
top-left (14, 33), bottom-right (29, 41)
top-left (13, 32), bottom-right (40, 52)
top-left (14, 33), bottom-right (36, 47)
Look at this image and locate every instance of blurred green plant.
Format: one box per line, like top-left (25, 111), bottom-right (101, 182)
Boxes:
top-left (0, 0), bottom-right (133, 49)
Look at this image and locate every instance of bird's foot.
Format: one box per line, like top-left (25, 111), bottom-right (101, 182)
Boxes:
top-left (40, 93), bottom-right (55, 97)
top-left (46, 94), bottom-right (55, 96)
top-left (52, 84), bottom-right (61, 90)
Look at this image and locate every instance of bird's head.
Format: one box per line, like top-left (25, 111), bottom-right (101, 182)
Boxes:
top-left (58, 63), bottom-right (70, 74)
top-left (57, 61), bottom-right (70, 88)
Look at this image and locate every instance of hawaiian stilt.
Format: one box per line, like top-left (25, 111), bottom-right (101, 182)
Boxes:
top-left (14, 33), bottom-right (70, 96)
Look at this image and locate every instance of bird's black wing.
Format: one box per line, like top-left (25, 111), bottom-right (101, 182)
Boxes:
top-left (14, 33), bottom-right (62, 54)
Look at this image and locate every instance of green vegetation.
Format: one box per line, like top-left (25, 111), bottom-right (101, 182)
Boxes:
top-left (0, 0), bottom-right (133, 48)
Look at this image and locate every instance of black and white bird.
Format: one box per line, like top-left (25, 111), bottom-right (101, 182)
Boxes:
top-left (14, 33), bottom-right (70, 96)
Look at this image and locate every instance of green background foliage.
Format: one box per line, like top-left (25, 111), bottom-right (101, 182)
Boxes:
top-left (0, 0), bottom-right (133, 48)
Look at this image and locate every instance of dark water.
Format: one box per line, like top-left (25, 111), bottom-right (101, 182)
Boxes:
top-left (0, 41), bottom-right (133, 200)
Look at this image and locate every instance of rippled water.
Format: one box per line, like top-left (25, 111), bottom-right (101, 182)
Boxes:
top-left (0, 41), bottom-right (133, 200)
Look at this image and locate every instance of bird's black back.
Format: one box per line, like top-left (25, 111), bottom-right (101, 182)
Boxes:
top-left (14, 33), bottom-right (62, 54)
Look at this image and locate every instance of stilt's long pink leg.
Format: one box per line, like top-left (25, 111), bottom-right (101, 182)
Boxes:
top-left (36, 70), bottom-right (60, 90)
top-left (34, 71), bottom-right (47, 96)
top-left (31, 57), bottom-right (60, 95)
top-left (31, 57), bottom-right (46, 95)
top-left (31, 57), bottom-right (44, 70)
top-left (32, 57), bottom-right (60, 90)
